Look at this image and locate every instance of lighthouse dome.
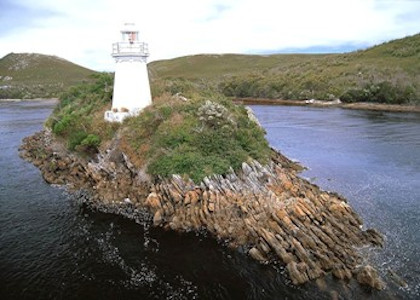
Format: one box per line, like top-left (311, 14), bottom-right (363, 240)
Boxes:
top-left (121, 22), bottom-right (139, 33)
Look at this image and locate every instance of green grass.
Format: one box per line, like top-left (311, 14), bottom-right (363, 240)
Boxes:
top-left (149, 53), bottom-right (327, 80)
top-left (0, 53), bottom-right (96, 99)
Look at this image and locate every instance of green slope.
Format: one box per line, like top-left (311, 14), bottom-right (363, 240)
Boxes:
top-left (0, 53), bottom-right (96, 99)
top-left (2, 33), bottom-right (419, 103)
top-left (149, 33), bottom-right (420, 104)
top-left (149, 53), bottom-right (327, 80)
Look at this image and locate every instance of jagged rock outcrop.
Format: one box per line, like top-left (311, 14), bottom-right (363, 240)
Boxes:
top-left (19, 129), bottom-right (385, 290)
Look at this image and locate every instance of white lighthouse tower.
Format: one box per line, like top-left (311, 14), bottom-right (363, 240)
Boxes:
top-left (105, 23), bottom-right (152, 122)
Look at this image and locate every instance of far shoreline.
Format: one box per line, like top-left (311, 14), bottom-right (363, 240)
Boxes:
top-left (3, 97), bottom-right (419, 114)
top-left (0, 98), bottom-right (59, 104)
top-left (234, 98), bottom-right (420, 113)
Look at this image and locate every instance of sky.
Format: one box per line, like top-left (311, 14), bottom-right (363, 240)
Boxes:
top-left (1, 0), bottom-right (419, 71)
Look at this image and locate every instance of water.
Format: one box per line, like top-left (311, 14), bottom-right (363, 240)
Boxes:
top-left (251, 105), bottom-right (420, 298)
top-left (0, 101), bottom-right (418, 299)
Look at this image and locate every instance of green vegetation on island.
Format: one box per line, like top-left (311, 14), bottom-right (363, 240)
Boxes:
top-left (46, 73), bottom-right (117, 152)
top-left (47, 74), bottom-right (271, 183)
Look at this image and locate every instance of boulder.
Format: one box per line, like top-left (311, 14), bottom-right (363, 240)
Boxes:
top-left (355, 265), bottom-right (385, 290)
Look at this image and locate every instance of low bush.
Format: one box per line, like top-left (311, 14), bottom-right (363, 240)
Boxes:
top-left (81, 134), bottom-right (101, 148)
top-left (68, 130), bottom-right (88, 150)
top-left (340, 81), bottom-right (416, 104)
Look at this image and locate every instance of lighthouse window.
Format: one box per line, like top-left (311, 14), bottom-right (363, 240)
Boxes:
top-left (131, 32), bottom-right (137, 42)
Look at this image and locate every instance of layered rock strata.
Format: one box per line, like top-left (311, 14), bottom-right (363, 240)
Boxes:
top-left (19, 129), bottom-right (385, 289)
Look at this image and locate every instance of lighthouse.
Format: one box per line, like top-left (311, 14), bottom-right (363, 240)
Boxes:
top-left (105, 23), bottom-right (152, 122)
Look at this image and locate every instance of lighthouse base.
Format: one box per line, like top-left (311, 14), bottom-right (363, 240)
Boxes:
top-left (104, 109), bottom-right (140, 123)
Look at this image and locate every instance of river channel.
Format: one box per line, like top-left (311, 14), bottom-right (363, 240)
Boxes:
top-left (1, 100), bottom-right (418, 299)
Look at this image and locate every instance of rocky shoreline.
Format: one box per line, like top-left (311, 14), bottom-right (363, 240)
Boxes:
top-left (20, 129), bottom-right (386, 290)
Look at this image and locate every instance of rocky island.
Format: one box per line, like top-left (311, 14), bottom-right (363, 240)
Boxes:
top-left (20, 74), bottom-right (385, 290)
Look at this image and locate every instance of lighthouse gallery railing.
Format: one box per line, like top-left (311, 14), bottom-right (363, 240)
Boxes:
top-left (112, 42), bottom-right (149, 57)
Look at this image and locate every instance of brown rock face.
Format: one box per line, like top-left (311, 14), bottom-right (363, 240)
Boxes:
top-left (145, 159), bottom-right (383, 289)
top-left (19, 130), bottom-right (151, 206)
top-left (19, 130), bottom-right (385, 289)
top-left (355, 265), bottom-right (385, 290)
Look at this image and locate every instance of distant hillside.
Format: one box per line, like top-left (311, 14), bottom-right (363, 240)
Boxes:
top-left (3, 34), bottom-right (419, 103)
top-left (0, 53), bottom-right (96, 99)
top-left (149, 33), bottom-right (420, 104)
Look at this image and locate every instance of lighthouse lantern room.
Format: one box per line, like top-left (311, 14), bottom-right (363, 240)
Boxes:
top-left (105, 23), bottom-right (152, 122)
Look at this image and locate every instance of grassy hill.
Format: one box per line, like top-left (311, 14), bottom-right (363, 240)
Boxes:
top-left (2, 33), bottom-right (419, 104)
top-left (0, 53), bottom-right (96, 99)
top-left (149, 33), bottom-right (420, 104)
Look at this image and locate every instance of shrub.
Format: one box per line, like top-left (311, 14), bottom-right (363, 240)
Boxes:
top-left (148, 145), bottom-right (231, 183)
top-left (197, 100), bottom-right (235, 128)
top-left (340, 81), bottom-right (416, 104)
top-left (340, 89), bottom-right (366, 103)
top-left (161, 78), bottom-right (198, 97)
top-left (81, 134), bottom-right (101, 148)
top-left (68, 130), bottom-right (88, 150)
top-left (52, 114), bottom-right (76, 135)
top-left (74, 134), bottom-right (102, 153)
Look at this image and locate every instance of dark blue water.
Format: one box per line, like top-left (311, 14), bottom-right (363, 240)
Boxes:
top-left (251, 105), bottom-right (420, 298)
top-left (0, 101), bottom-right (327, 300)
top-left (1, 101), bottom-right (418, 299)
